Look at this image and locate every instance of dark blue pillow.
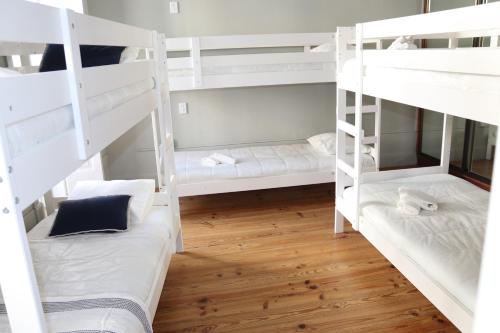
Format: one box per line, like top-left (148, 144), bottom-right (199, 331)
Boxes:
top-left (49, 195), bottom-right (131, 237)
top-left (39, 45), bottom-right (126, 72)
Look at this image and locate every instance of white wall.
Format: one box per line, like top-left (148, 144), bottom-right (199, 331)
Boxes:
top-left (86, 0), bottom-right (422, 180)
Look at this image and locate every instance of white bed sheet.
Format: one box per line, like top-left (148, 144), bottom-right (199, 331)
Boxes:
top-left (6, 78), bottom-right (154, 158)
top-left (175, 143), bottom-right (376, 184)
top-left (0, 204), bottom-right (174, 333)
top-left (344, 174), bottom-right (489, 313)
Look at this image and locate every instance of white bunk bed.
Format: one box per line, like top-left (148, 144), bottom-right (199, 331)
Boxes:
top-left (163, 32), bottom-right (379, 196)
top-left (0, 1), bottom-right (181, 332)
top-left (334, 4), bottom-right (500, 333)
top-left (165, 33), bottom-right (336, 91)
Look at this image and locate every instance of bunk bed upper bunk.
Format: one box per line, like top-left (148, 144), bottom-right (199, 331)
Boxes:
top-left (334, 4), bottom-right (500, 333)
top-left (165, 32), bottom-right (336, 91)
top-left (336, 2), bottom-right (500, 126)
top-left (0, 1), bottom-right (180, 332)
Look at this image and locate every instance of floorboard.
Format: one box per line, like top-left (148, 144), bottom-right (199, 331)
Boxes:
top-left (153, 184), bottom-right (459, 333)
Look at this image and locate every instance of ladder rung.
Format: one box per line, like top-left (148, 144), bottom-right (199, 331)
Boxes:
top-left (346, 105), bottom-right (378, 114)
top-left (337, 159), bottom-right (355, 178)
top-left (337, 120), bottom-right (357, 137)
top-left (362, 136), bottom-right (377, 145)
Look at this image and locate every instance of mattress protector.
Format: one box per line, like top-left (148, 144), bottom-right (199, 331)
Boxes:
top-left (0, 205), bottom-right (174, 333)
top-left (344, 174), bottom-right (489, 313)
top-left (175, 143), bottom-right (376, 184)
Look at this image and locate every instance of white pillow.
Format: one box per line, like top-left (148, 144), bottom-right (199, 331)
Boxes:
top-left (308, 132), bottom-right (336, 155)
top-left (311, 42), bottom-right (334, 53)
top-left (0, 67), bottom-right (21, 77)
top-left (69, 179), bottom-right (155, 224)
top-left (308, 132), bottom-right (372, 155)
top-left (120, 47), bottom-right (140, 63)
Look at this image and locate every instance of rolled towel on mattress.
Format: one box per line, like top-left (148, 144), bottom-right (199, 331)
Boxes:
top-left (210, 152), bottom-right (237, 165)
top-left (397, 199), bottom-right (421, 216)
top-left (201, 157), bottom-right (220, 167)
top-left (398, 187), bottom-right (438, 212)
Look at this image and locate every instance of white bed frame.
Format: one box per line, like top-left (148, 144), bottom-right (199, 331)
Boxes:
top-left (0, 1), bottom-right (181, 332)
top-left (164, 32), bottom-right (379, 196)
top-left (163, 32), bottom-right (339, 196)
top-left (165, 33), bottom-right (336, 91)
top-left (334, 4), bottom-right (500, 333)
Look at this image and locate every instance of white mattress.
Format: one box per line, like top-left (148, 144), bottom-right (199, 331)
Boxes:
top-left (340, 58), bottom-right (500, 96)
top-left (6, 78), bottom-right (154, 158)
top-left (175, 143), bottom-right (376, 184)
top-left (0, 204), bottom-right (174, 333)
top-left (344, 174), bottom-right (489, 313)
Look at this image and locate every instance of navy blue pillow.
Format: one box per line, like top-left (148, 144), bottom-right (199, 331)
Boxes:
top-left (49, 195), bottom-right (131, 237)
top-left (39, 45), bottom-right (126, 72)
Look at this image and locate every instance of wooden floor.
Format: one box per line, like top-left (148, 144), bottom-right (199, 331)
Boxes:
top-left (153, 184), bottom-right (459, 333)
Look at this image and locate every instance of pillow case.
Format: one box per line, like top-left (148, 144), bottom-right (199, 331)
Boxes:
top-left (308, 132), bottom-right (336, 155)
top-left (120, 47), bottom-right (141, 63)
top-left (39, 45), bottom-right (126, 72)
top-left (49, 195), bottom-right (131, 237)
top-left (307, 132), bottom-right (372, 155)
top-left (311, 42), bottom-right (334, 53)
top-left (69, 179), bottom-right (155, 224)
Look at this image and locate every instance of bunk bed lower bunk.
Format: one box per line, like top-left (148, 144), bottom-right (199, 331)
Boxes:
top-left (0, 194), bottom-right (177, 333)
top-left (174, 142), bottom-right (377, 196)
top-left (334, 3), bottom-right (500, 332)
top-left (343, 173), bottom-right (487, 331)
top-left (0, 2), bottom-right (181, 331)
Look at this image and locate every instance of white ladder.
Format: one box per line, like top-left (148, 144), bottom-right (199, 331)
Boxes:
top-left (334, 26), bottom-right (381, 233)
top-left (153, 32), bottom-right (183, 252)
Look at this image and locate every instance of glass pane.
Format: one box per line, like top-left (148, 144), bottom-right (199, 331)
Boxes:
top-left (451, 117), bottom-right (466, 168)
top-left (471, 123), bottom-right (497, 180)
top-left (421, 110), bottom-right (443, 160)
top-left (421, 111), bottom-right (466, 166)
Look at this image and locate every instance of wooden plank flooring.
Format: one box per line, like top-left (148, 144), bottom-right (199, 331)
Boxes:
top-left (153, 184), bottom-right (459, 333)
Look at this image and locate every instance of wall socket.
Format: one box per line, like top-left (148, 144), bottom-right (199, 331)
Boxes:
top-left (178, 102), bottom-right (188, 114)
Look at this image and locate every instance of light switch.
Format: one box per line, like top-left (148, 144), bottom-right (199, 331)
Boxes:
top-left (169, 1), bottom-right (179, 14)
top-left (178, 102), bottom-right (188, 114)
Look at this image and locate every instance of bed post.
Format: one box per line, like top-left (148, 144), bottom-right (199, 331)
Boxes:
top-left (60, 8), bottom-right (92, 160)
top-left (191, 37), bottom-right (202, 88)
top-left (351, 23), bottom-right (364, 231)
top-left (334, 27), bottom-right (348, 233)
top-left (335, 87), bottom-right (347, 233)
top-left (0, 126), bottom-right (46, 331)
top-left (154, 32), bottom-right (184, 252)
top-left (440, 114), bottom-right (454, 173)
top-left (374, 40), bottom-right (382, 171)
top-left (474, 123), bottom-right (500, 332)
top-left (438, 38), bottom-right (457, 174)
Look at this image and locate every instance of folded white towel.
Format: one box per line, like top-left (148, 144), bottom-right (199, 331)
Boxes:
top-left (397, 199), bottom-right (421, 216)
top-left (201, 157), bottom-right (220, 167)
top-left (398, 187), bottom-right (438, 212)
top-left (210, 153), bottom-right (236, 165)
